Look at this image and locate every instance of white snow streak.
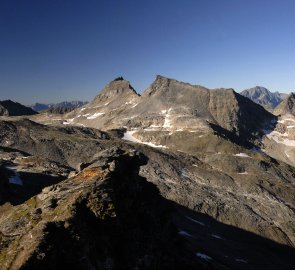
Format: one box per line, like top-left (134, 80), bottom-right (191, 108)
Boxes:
top-left (87, 112), bottom-right (105, 119)
top-left (211, 234), bottom-right (224, 240)
top-left (163, 108), bottom-right (172, 128)
top-left (178, 231), bottom-right (193, 237)
top-left (196, 253), bottom-right (212, 261)
top-left (233, 153), bottom-right (251, 158)
top-left (266, 131), bottom-right (295, 146)
top-left (185, 216), bottom-right (205, 226)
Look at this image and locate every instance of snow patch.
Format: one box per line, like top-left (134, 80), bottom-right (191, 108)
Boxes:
top-left (196, 253), bottom-right (212, 261)
top-left (266, 131), bottom-right (295, 146)
top-left (122, 131), bottom-right (142, 143)
top-left (237, 172), bottom-right (248, 175)
top-left (233, 153), bottom-right (251, 158)
top-left (185, 216), bottom-right (205, 226)
top-left (178, 231), bottom-right (192, 237)
top-left (163, 116), bottom-right (171, 128)
top-left (163, 108), bottom-right (172, 128)
top-left (87, 112), bottom-right (105, 119)
top-left (281, 118), bottom-right (295, 122)
top-left (211, 234), bottom-right (224, 240)
top-left (63, 118), bottom-right (75, 125)
top-left (122, 131), bottom-right (168, 148)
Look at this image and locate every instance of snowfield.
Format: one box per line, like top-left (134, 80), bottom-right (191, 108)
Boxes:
top-left (122, 130), bottom-right (168, 148)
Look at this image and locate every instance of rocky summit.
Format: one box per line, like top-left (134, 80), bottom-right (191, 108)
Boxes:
top-left (240, 86), bottom-right (287, 111)
top-left (0, 76), bottom-right (295, 270)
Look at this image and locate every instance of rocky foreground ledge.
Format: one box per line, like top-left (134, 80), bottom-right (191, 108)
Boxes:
top-left (0, 149), bottom-right (206, 270)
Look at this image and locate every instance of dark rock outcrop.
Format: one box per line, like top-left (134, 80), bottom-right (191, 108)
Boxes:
top-left (0, 151), bottom-right (200, 270)
top-left (0, 100), bottom-right (37, 116)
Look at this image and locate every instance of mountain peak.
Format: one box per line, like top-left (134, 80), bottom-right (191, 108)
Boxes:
top-left (91, 78), bottom-right (139, 104)
top-left (240, 86), bottom-right (286, 110)
top-left (143, 75), bottom-right (205, 97)
top-left (113, 76), bottom-right (125, 81)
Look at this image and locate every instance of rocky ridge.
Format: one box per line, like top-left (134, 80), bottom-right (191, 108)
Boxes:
top-left (0, 100), bottom-right (37, 116)
top-left (273, 92), bottom-right (295, 116)
top-left (32, 76), bottom-right (275, 155)
top-left (0, 150), bottom-right (201, 270)
top-left (30, 101), bottom-right (88, 114)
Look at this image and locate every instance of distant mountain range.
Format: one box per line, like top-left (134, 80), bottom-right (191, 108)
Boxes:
top-left (0, 100), bottom-right (37, 116)
top-left (240, 86), bottom-right (288, 110)
top-left (30, 101), bottom-right (88, 114)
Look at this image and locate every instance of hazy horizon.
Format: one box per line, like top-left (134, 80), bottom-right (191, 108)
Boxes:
top-left (1, 0), bottom-right (295, 104)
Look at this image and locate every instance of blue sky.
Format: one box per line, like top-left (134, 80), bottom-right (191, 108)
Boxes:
top-left (1, 0), bottom-right (295, 104)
